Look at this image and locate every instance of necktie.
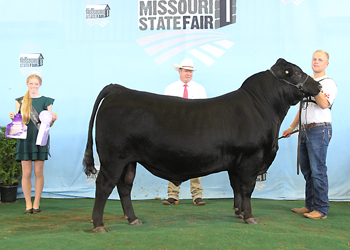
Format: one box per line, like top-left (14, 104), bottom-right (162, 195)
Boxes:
top-left (183, 84), bottom-right (188, 98)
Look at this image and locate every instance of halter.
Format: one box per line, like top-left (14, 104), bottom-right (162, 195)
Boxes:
top-left (270, 68), bottom-right (310, 95)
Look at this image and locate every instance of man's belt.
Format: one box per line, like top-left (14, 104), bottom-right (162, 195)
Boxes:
top-left (301, 122), bottom-right (330, 130)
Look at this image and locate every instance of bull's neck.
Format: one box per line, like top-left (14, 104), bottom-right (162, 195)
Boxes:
top-left (241, 72), bottom-right (297, 125)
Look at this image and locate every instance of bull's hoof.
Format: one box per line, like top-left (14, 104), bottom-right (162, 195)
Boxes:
top-left (93, 226), bottom-right (109, 233)
top-left (234, 207), bottom-right (244, 219)
top-left (245, 218), bottom-right (258, 224)
top-left (235, 213), bottom-right (244, 220)
top-left (129, 219), bottom-right (142, 226)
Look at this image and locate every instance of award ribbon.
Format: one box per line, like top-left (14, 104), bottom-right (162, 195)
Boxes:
top-left (36, 111), bottom-right (52, 146)
top-left (6, 114), bottom-right (28, 139)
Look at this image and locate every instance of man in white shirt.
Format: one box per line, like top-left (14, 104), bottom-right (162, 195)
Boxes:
top-left (283, 50), bottom-right (337, 219)
top-left (162, 58), bottom-right (206, 206)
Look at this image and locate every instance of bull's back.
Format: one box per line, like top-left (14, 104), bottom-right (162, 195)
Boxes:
top-left (96, 87), bottom-right (265, 146)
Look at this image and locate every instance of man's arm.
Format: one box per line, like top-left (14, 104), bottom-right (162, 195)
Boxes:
top-left (314, 93), bottom-right (330, 109)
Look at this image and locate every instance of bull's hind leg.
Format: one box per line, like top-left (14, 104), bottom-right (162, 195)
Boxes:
top-left (117, 162), bottom-right (142, 226)
top-left (92, 163), bottom-right (121, 233)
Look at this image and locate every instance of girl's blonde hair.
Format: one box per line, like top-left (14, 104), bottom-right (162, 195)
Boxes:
top-left (21, 75), bottom-right (42, 124)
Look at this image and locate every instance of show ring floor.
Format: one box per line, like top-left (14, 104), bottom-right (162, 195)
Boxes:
top-left (1, 198), bottom-right (349, 249)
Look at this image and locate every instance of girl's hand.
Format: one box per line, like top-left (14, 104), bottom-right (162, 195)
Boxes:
top-left (52, 113), bottom-right (58, 122)
top-left (9, 112), bottom-right (15, 120)
top-left (50, 113), bottom-right (58, 127)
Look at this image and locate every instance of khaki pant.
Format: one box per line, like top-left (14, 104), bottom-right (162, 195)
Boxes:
top-left (167, 177), bottom-right (203, 201)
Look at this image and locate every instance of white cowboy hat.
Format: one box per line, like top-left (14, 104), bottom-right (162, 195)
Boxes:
top-left (173, 58), bottom-right (199, 71)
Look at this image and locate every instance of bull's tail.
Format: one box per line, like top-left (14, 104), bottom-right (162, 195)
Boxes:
top-left (83, 84), bottom-right (119, 176)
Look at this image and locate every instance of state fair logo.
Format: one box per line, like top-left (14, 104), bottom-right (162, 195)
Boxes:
top-left (19, 44), bottom-right (44, 76)
top-left (137, 0), bottom-right (236, 66)
top-left (85, 1), bottom-right (110, 27)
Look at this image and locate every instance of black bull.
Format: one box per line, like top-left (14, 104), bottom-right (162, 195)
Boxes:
top-left (83, 58), bottom-right (320, 232)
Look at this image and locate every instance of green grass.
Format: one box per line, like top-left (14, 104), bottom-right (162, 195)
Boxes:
top-left (1, 198), bottom-right (349, 249)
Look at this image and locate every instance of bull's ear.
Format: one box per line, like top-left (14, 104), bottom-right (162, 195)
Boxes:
top-left (271, 58), bottom-right (287, 78)
top-left (276, 58), bottom-right (286, 64)
top-left (276, 58), bottom-right (293, 75)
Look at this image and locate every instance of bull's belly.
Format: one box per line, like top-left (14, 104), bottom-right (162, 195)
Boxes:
top-left (133, 148), bottom-right (233, 182)
top-left (139, 159), bottom-right (227, 182)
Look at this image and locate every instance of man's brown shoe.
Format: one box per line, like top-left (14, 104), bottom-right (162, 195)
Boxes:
top-left (303, 211), bottom-right (327, 219)
top-left (291, 207), bottom-right (311, 214)
top-left (162, 198), bottom-right (179, 205)
top-left (193, 198), bottom-right (206, 206)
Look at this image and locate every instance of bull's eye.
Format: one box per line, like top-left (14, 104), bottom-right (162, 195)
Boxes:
top-left (295, 72), bottom-right (301, 77)
top-left (285, 70), bottom-right (289, 74)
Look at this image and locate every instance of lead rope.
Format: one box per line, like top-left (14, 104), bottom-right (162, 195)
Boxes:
top-left (296, 99), bottom-right (303, 175)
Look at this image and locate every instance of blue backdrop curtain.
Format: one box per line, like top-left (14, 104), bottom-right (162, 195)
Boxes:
top-left (0, 0), bottom-right (349, 201)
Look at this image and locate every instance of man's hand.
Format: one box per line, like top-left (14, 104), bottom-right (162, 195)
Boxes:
top-left (282, 128), bottom-right (293, 138)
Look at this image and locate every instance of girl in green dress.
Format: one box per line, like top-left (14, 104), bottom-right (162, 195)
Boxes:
top-left (9, 71), bottom-right (57, 214)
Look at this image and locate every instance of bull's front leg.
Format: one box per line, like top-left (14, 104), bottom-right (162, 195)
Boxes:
top-left (228, 171), bottom-right (244, 219)
top-left (240, 178), bottom-right (258, 225)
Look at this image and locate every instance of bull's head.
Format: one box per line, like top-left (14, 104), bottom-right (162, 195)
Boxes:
top-left (270, 58), bottom-right (320, 98)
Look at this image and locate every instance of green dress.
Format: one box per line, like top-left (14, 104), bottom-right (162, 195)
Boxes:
top-left (15, 96), bottom-right (55, 161)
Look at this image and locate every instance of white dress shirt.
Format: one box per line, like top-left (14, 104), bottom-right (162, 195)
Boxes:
top-left (164, 80), bottom-right (207, 99)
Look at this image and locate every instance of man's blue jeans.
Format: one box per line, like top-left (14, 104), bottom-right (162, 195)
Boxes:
top-left (300, 124), bottom-right (332, 216)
